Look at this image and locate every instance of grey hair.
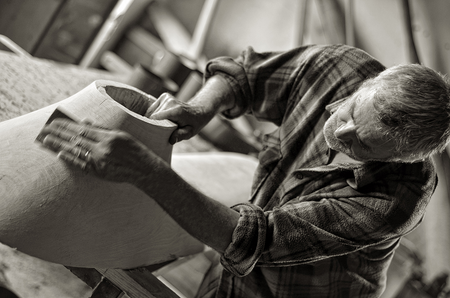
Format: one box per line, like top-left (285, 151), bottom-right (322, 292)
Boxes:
top-left (362, 64), bottom-right (450, 161)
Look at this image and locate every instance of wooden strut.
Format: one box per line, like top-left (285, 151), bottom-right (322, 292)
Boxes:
top-left (67, 266), bottom-right (180, 298)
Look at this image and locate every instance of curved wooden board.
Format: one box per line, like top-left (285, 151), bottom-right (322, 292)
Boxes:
top-left (0, 80), bottom-right (204, 269)
top-left (171, 152), bottom-right (258, 207)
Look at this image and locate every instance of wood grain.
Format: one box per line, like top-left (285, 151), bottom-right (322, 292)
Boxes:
top-left (0, 51), bottom-right (258, 297)
top-left (0, 80), bottom-right (204, 269)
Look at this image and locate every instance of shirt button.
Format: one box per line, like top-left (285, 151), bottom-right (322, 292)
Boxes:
top-left (294, 172), bottom-right (303, 179)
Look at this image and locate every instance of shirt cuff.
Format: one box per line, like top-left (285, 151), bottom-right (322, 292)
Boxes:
top-left (205, 57), bottom-right (251, 119)
top-left (220, 203), bottom-right (267, 277)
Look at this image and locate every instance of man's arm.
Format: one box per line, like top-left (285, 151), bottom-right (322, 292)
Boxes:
top-left (133, 150), bottom-right (240, 253)
top-left (148, 75), bottom-right (236, 144)
top-left (39, 118), bottom-right (239, 253)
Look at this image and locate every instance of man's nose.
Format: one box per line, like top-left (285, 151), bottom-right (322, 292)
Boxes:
top-left (334, 120), bottom-right (356, 141)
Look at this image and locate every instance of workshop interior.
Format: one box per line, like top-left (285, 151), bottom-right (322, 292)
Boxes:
top-left (0, 0), bottom-right (449, 297)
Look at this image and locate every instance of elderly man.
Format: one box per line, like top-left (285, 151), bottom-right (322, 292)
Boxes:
top-left (40, 44), bottom-right (450, 297)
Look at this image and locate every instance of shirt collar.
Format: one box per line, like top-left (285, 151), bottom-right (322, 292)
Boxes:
top-left (323, 96), bottom-right (406, 189)
top-left (324, 96), bottom-right (395, 189)
top-left (351, 161), bottom-right (402, 188)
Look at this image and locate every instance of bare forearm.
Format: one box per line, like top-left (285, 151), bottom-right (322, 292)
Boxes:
top-left (40, 117), bottom-right (239, 252)
top-left (190, 75), bottom-right (236, 114)
top-left (135, 155), bottom-right (239, 253)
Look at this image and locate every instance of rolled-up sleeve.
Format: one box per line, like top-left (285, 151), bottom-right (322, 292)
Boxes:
top-left (205, 56), bottom-right (252, 119)
top-left (219, 164), bottom-right (435, 277)
top-left (220, 203), bottom-right (267, 277)
top-left (205, 46), bottom-right (324, 124)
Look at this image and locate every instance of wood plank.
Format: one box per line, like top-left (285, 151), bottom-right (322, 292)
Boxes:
top-left (315, 0), bottom-right (346, 44)
top-left (80, 0), bottom-right (154, 68)
top-left (186, 0), bottom-right (219, 61)
top-left (97, 268), bottom-right (179, 298)
top-left (0, 242), bottom-right (92, 298)
top-left (115, 26), bottom-right (165, 69)
top-left (154, 253), bottom-right (211, 298)
top-left (147, 1), bottom-right (191, 56)
top-left (91, 278), bottom-right (123, 298)
top-left (66, 267), bottom-right (104, 288)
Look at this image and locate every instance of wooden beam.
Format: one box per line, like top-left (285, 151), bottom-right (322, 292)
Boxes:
top-left (344, 0), bottom-right (355, 46)
top-left (186, 0), bottom-right (220, 61)
top-left (294, 0), bottom-right (309, 46)
top-left (315, 0), bottom-right (346, 44)
top-left (147, 1), bottom-right (191, 56)
top-left (97, 268), bottom-right (179, 298)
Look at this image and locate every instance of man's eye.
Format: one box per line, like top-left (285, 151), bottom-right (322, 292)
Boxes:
top-left (359, 142), bottom-right (372, 152)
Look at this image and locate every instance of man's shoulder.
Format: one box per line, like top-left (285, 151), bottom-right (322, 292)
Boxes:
top-left (301, 44), bottom-right (386, 75)
top-left (357, 159), bottom-right (436, 190)
top-left (396, 158), bottom-right (436, 181)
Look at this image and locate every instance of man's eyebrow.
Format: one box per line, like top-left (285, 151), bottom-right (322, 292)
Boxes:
top-left (351, 97), bottom-right (373, 152)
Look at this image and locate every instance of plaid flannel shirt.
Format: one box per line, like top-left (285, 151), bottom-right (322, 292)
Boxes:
top-left (198, 45), bottom-right (437, 298)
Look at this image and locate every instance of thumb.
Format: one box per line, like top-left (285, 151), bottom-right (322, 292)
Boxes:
top-left (149, 109), bottom-right (173, 121)
top-left (169, 126), bottom-right (194, 145)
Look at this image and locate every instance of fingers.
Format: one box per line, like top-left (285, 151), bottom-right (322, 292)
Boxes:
top-left (147, 93), bottom-right (178, 120)
top-left (40, 118), bottom-right (102, 142)
top-left (39, 118), bottom-right (100, 173)
top-left (56, 148), bottom-right (92, 173)
top-left (169, 126), bottom-right (194, 145)
top-left (42, 131), bottom-right (93, 173)
top-left (145, 99), bottom-right (161, 118)
top-left (41, 131), bottom-right (92, 153)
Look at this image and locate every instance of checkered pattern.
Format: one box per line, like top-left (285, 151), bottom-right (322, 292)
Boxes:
top-left (199, 45), bottom-right (437, 297)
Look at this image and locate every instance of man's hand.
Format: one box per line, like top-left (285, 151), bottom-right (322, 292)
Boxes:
top-left (38, 118), bottom-right (158, 186)
top-left (38, 118), bottom-right (240, 253)
top-left (147, 93), bottom-right (215, 144)
top-left (147, 75), bottom-right (236, 145)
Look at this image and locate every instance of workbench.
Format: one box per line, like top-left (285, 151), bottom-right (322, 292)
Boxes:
top-left (0, 50), bottom-right (219, 298)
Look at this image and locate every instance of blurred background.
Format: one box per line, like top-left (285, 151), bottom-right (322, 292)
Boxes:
top-left (2, 0), bottom-right (450, 71)
top-left (0, 0), bottom-right (449, 297)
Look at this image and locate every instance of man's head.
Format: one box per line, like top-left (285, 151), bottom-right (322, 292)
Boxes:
top-left (324, 64), bottom-right (450, 163)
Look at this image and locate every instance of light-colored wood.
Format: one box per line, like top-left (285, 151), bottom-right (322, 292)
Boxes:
top-left (315, 0), bottom-right (346, 45)
top-left (0, 242), bottom-right (92, 298)
top-left (96, 268), bottom-right (179, 298)
top-left (154, 253), bottom-right (212, 298)
top-left (171, 152), bottom-right (258, 207)
top-left (125, 26), bottom-right (166, 60)
top-left (344, 0), bottom-right (355, 46)
top-left (0, 51), bottom-right (219, 298)
top-left (147, 2), bottom-right (191, 56)
top-left (79, 0), bottom-right (154, 68)
top-left (100, 51), bottom-right (133, 75)
top-left (0, 35), bottom-right (33, 58)
top-left (0, 50), bottom-right (117, 298)
top-left (186, 0), bottom-right (220, 61)
top-left (0, 80), bottom-right (204, 269)
top-left (0, 51), bottom-right (259, 297)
